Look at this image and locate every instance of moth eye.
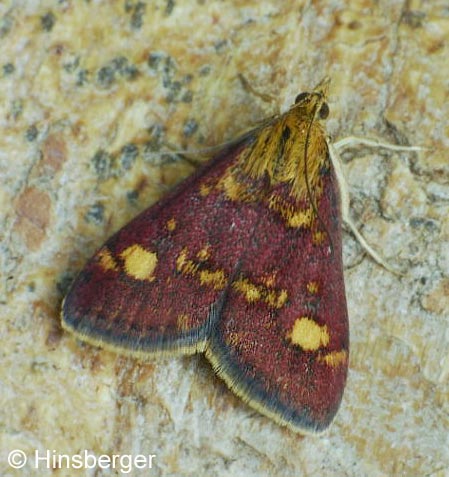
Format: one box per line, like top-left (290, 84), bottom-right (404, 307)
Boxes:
top-left (318, 102), bottom-right (329, 119)
top-left (295, 92), bottom-right (309, 104)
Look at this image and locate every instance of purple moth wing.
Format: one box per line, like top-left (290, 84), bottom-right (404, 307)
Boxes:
top-left (62, 139), bottom-right (265, 355)
top-left (206, 168), bottom-right (348, 434)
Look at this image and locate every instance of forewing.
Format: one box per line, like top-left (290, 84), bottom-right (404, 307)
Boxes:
top-left (62, 141), bottom-right (262, 355)
top-left (205, 164), bottom-right (349, 433)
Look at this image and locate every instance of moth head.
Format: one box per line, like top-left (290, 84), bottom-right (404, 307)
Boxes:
top-left (293, 77), bottom-right (330, 120)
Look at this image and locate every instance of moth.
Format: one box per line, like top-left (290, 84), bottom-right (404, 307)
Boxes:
top-left (62, 78), bottom-right (414, 434)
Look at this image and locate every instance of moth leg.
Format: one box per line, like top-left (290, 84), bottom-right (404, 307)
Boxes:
top-left (238, 73), bottom-right (277, 104)
top-left (327, 141), bottom-right (403, 275)
top-left (333, 136), bottom-right (424, 153)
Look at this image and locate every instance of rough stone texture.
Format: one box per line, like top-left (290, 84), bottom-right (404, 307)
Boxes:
top-left (1, 1), bottom-right (448, 476)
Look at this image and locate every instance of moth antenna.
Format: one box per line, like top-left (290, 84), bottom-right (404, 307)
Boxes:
top-left (303, 102), bottom-right (335, 257)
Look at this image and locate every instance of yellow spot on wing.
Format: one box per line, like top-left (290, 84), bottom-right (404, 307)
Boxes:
top-left (287, 317), bottom-right (329, 351)
top-left (233, 277), bottom-right (288, 308)
top-left (261, 272), bottom-right (277, 287)
top-left (288, 209), bottom-right (314, 228)
top-left (217, 169), bottom-right (256, 203)
top-left (176, 248), bottom-right (199, 275)
top-left (199, 183), bottom-right (212, 196)
top-left (200, 269), bottom-right (226, 290)
top-left (312, 230), bottom-right (326, 245)
top-left (221, 171), bottom-right (257, 202)
top-left (177, 314), bottom-right (191, 332)
top-left (176, 248), bottom-right (227, 291)
top-left (225, 332), bottom-right (241, 347)
top-left (197, 245), bottom-right (211, 261)
top-left (266, 289), bottom-right (289, 308)
top-left (276, 289), bottom-right (288, 307)
top-left (120, 244), bottom-right (158, 281)
top-left (221, 173), bottom-right (242, 201)
top-left (268, 195), bottom-right (314, 229)
top-left (97, 247), bottom-right (119, 272)
top-left (307, 281), bottom-right (319, 294)
top-left (167, 218), bottom-right (176, 231)
top-left (233, 278), bottom-right (261, 302)
top-left (318, 350), bottom-right (348, 368)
